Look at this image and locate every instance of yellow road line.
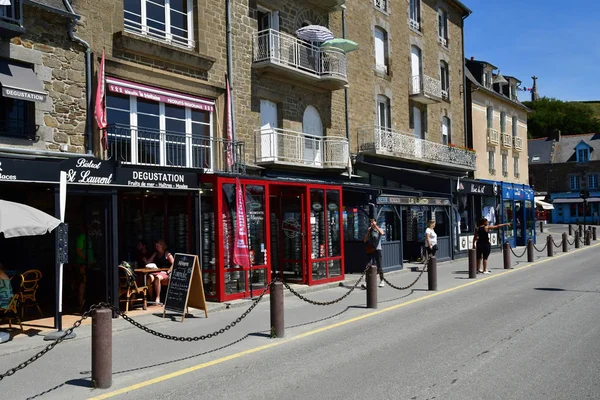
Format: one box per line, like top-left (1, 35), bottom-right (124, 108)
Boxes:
top-left (89, 242), bottom-right (600, 400)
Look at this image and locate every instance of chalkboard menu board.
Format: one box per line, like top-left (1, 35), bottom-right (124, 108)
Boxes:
top-left (163, 253), bottom-right (207, 322)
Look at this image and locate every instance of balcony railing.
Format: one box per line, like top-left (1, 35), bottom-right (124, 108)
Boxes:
top-left (107, 125), bottom-right (245, 173)
top-left (501, 132), bottom-right (512, 148)
top-left (254, 128), bottom-right (349, 169)
top-left (513, 136), bottom-right (523, 151)
top-left (487, 128), bottom-right (499, 145)
top-left (358, 126), bottom-right (476, 170)
top-left (253, 29), bottom-right (348, 86)
top-left (0, 0), bottom-right (25, 38)
top-left (409, 74), bottom-right (442, 104)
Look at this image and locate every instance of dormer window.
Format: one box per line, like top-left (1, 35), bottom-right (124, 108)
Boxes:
top-left (578, 148), bottom-right (589, 163)
top-left (510, 85), bottom-right (518, 101)
top-left (482, 71), bottom-right (492, 89)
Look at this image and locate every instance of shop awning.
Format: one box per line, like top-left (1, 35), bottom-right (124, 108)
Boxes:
top-left (0, 60), bottom-right (47, 102)
top-left (552, 197), bottom-right (600, 204)
top-left (535, 199), bottom-right (554, 210)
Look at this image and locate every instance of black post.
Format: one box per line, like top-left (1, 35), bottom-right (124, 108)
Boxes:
top-left (270, 282), bottom-right (284, 338)
top-left (539, 221), bottom-right (544, 233)
top-left (575, 231), bottom-right (580, 249)
top-left (547, 235), bottom-right (553, 257)
top-left (568, 224), bottom-right (572, 235)
top-left (427, 256), bottom-right (437, 291)
top-left (562, 232), bottom-right (568, 253)
top-left (585, 230), bottom-right (591, 246)
top-left (593, 227), bottom-right (597, 241)
top-left (579, 224), bottom-right (583, 237)
top-left (503, 242), bottom-right (511, 269)
top-left (468, 248), bottom-right (477, 278)
top-left (366, 264), bottom-right (378, 309)
top-left (527, 238), bottom-right (534, 262)
top-left (92, 307), bottom-right (112, 389)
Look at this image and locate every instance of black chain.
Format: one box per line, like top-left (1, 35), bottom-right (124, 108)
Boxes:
top-left (552, 239), bottom-right (563, 248)
top-left (116, 283), bottom-right (270, 341)
top-left (280, 266), bottom-right (368, 306)
top-left (533, 243), bottom-right (547, 253)
top-left (382, 264), bottom-right (427, 291)
top-left (567, 238), bottom-right (575, 246)
top-left (510, 246), bottom-right (527, 258)
top-left (0, 303), bottom-right (102, 382)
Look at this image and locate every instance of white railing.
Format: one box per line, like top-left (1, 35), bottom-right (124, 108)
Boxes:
top-left (513, 136), bottom-right (523, 151)
top-left (501, 132), bottom-right (512, 148)
top-left (357, 126), bottom-right (476, 169)
top-left (487, 128), bottom-right (499, 145)
top-left (409, 74), bottom-right (442, 99)
top-left (253, 29), bottom-right (348, 80)
top-left (254, 128), bottom-right (349, 169)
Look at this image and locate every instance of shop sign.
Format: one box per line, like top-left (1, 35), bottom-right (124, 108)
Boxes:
top-left (61, 157), bottom-right (115, 185)
top-left (0, 157), bottom-right (59, 183)
top-left (459, 181), bottom-right (494, 196)
top-left (115, 167), bottom-right (199, 189)
top-left (377, 196), bottom-right (451, 206)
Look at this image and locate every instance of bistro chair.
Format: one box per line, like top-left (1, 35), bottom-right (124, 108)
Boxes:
top-left (118, 266), bottom-right (147, 313)
top-left (18, 270), bottom-right (43, 319)
top-left (0, 294), bottom-right (24, 332)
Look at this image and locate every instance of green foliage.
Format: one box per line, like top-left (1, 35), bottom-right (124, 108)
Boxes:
top-left (522, 97), bottom-right (600, 139)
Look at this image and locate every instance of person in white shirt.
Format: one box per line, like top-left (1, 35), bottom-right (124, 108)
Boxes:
top-left (425, 220), bottom-right (438, 261)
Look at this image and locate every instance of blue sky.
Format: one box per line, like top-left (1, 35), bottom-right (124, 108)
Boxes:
top-left (464, 0), bottom-right (600, 102)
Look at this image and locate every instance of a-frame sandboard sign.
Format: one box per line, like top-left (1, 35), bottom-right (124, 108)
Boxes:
top-left (163, 253), bottom-right (208, 322)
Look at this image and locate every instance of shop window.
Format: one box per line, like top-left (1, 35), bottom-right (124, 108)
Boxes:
top-left (503, 200), bottom-right (514, 239)
top-left (0, 94), bottom-right (36, 140)
top-left (310, 188), bottom-right (342, 280)
top-left (200, 183), bottom-right (217, 297)
top-left (570, 203), bottom-right (577, 218)
top-left (221, 183), bottom-right (247, 295)
top-left (124, 0), bottom-right (195, 48)
top-left (246, 185), bottom-right (268, 290)
top-left (327, 190), bottom-right (341, 258)
top-left (343, 206), bottom-right (370, 241)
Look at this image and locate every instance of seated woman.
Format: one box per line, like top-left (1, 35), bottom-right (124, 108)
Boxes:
top-left (0, 263), bottom-right (14, 310)
top-left (145, 239), bottom-right (174, 305)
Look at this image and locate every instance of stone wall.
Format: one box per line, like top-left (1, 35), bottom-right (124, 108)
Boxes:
top-left (0, 5), bottom-right (87, 153)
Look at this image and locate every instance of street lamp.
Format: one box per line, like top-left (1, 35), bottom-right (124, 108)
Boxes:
top-left (580, 188), bottom-right (590, 232)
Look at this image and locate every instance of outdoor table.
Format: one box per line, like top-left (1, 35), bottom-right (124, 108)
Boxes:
top-left (134, 268), bottom-right (169, 289)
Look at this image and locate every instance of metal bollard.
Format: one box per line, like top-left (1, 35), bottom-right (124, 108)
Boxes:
top-left (568, 224), bottom-right (572, 235)
top-left (593, 227), bottom-right (597, 241)
top-left (428, 256), bottom-right (437, 291)
top-left (270, 281), bottom-right (285, 338)
top-left (468, 248), bottom-right (477, 278)
top-left (527, 238), bottom-right (534, 262)
top-left (366, 264), bottom-right (378, 309)
top-left (585, 230), bottom-right (591, 246)
top-left (540, 221), bottom-right (544, 233)
top-left (547, 235), bottom-right (553, 257)
top-left (575, 231), bottom-right (580, 249)
top-left (92, 307), bottom-right (112, 389)
top-left (503, 242), bottom-right (511, 269)
top-left (562, 232), bottom-right (568, 253)
top-left (579, 224), bottom-right (583, 237)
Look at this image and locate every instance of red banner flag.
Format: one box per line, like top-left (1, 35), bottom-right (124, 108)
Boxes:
top-left (95, 50), bottom-right (108, 149)
top-left (225, 74), bottom-right (235, 170)
top-left (233, 177), bottom-right (250, 269)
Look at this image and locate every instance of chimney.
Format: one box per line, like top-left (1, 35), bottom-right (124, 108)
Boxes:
top-left (470, 56), bottom-right (475, 60)
top-left (553, 128), bottom-right (561, 142)
top-left (531, 76), bottom-right (540, 102)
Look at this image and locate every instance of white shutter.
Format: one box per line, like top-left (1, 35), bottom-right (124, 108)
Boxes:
top-left (374, 28), bottom-right (385, 71)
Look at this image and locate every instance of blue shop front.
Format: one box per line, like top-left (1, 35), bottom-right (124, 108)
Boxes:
top-left (500, 183), bottom-right (536, 247)
top-left (550, 191), bottom-right (600, 225)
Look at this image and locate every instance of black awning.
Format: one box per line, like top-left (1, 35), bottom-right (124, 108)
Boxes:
top-left (0, 60), bottom-right (47, 102)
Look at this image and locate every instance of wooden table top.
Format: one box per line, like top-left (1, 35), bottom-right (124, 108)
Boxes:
top-left (134, 268), bottom-right (170, 273)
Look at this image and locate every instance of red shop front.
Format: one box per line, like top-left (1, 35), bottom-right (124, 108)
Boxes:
top-left (200, 175), bottom-right (345, 302)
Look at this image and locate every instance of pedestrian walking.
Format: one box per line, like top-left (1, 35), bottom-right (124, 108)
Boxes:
top-left (473, 218), bottom-right (510, 274)
top-left (364, 218), bottom-right (386, 287)
top-left (424, 220), bottom-right (438, 263)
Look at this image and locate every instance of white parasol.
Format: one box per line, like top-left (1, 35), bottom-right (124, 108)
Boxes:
top-left (0, 199), bottom-right (61, 238)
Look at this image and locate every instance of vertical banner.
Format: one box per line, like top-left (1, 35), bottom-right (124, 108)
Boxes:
top-left (95, 50), bottom-right (108, 149)
top-left (233, 178), bottom-right (251, 269)
top-left (58, 171), bottom-right (67, 328)
top-left (225, 74), bottom-right (235, 171)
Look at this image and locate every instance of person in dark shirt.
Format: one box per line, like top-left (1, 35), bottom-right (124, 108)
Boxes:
top-left (364, 218), bottom-right (386, 288)
top-left (473, 218), bottom-right (510, 274)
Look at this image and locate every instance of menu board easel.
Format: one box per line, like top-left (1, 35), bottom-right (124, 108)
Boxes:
top-left (163, 253), bottom-right (208, 322)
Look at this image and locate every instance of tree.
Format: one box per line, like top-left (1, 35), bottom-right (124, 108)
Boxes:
top-left (522, 97), bottom-right (600, 138)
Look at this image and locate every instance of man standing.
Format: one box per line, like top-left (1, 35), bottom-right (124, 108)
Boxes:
top-left (364, 218), bottom-right (385, 288)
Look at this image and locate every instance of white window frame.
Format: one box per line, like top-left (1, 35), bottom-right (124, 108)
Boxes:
top-left (569, 175), bottom-right (580, 190)
top-left (124, 0), bottom-right (195, 49)
top-left (441, 116), bottom-right (450, 145)
top-left (374, 27), bottom-right (388, 73)
top-left (409, 0), bottom-right (421, 30)
top-left (373, 0), bottom-right (389, 13)
top-left (377, 95), bottom-right (391, 130)
top-left (588, 174), bottom-right (598, 189)
top-left (437, 8), bottom-right (448, 46)
top-left (440, 61), bottom-right (449, 99)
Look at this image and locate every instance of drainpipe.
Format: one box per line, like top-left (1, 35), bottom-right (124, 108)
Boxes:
top-left (64, 1), bottom-right (93, 155)
top-left (226, 0), bottom-right (236, 142)
top-left (342, 5), bottom-right (351, 179)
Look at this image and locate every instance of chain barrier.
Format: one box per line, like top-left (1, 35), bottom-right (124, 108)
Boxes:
top-left (552, 239), bottom-right (563, 249)
top-left (533, 242), bottom-right (548, 253)
top-left (567, 238), bottom-right (575, 246)
top-left (0, 303), bottom-right (103, 382)
top-left (280, 266), bottom-right (368, 306)
top-left (510, 246), bottom-right (527, 258)
top-left (382, 263), bottom-right (427, 291)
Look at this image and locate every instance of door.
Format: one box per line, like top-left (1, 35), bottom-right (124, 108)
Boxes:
top-left (260, 99), bottom-right (278, 161)
top-left (302, 106), bottom-right (323, 166)
top-left (279, 191), bottom-right (307, 283)
top-left (411, 45), bottom-right (422, 93)
top-left (257, 8), bottom-right (279, 60)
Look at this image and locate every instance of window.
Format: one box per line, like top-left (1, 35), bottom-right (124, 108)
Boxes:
top-left (409, 0), bottom-right (420, 30)
top-left (570, 175), bottom-right (580, 190)
top-left (437, 8), bottom-right (448, 46)
top-left (377, 95), bottom-right (391, 129)
top-left (500, 111), bottom-right (506, 133)
top-left (512, 116), bottom-right (518, 136)
top-left (513, 157), bottom-right (519, 177)
top-left (589, 174), bottom-right (598, 189)
top-left (488, 149), bottom-right (495, 173)
top-left (374, 27), bottom-right (388, 73)
top-left (124, 0), bottom-right (194, 48)
top-left (0, 95), bottom-right (36, 140)
top-left (486, 106), bottom-right (494, 129)
top-left (502, 153), bottom-right (508, 177)
top-left (440, 61), bottom-right (449, 99)
top-left (511, 85), bottom-right (518, 101)
top-left (374, 0), bottom-right (388, 13)
top-left (483, 71), bottom-right (492, 89)
top-left (441, 116), bottom-right (451, 145)
top-left (578, 148), bottom-right (589, 163)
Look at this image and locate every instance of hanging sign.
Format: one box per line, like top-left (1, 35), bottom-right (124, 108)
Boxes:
top-left (163, 253), bottom-right (207, 322)
top-left (61, 157), bottom-right (115, 185)
top-left (115, 166), bottom-right (199, 189)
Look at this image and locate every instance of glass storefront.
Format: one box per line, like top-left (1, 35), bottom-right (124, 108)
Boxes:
top-left (503, 200), bottom-right (514, 242)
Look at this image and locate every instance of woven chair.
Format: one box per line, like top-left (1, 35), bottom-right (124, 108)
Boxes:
top-left (118, 266), bottom-right (147, 313)
top-left (0, 294), bottom-right (23, 332)
top-left (18, 270), bottom-right (43, 319)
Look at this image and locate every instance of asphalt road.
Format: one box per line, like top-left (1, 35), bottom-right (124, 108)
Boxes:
top-left (2, 238), bottom-right (599, 400)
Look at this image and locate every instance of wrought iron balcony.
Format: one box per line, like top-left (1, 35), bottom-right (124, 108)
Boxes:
top-left (0, 0), bottom-right (25, 38)
top-left (107, 125), bottom-right (245, 173)
top-left (409, 74), bottom-right (442, 104)
top-left (487, 128), bottom-right (499, 145)
top-left (357, 126), bottom-right (476, 170)
top-left (254, 128), bottom-right (349, 169)
top-left (501, 132), bottom-right (512, 148)
top-left (253, 29), bottom-right (348, 90)
top-left (513, 136), bottom-right (523, 151)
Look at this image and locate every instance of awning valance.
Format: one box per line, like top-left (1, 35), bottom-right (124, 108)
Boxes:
top-left (535, 199), bottom-right (554, 210)
top-left (0, 60), bottom-right (47, 103)
top-left (553, 197), bottom-right (600, 204)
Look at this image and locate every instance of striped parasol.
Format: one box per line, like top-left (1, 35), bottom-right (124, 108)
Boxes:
top-left (295, 25), bottom-right (334, 42)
